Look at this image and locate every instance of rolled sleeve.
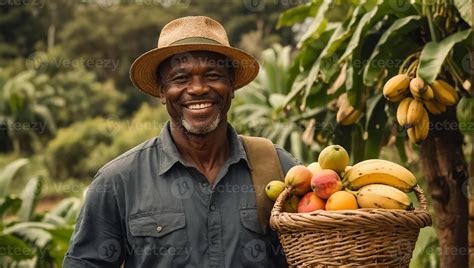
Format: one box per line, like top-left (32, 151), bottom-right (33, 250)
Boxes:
top-left (63, 173), bottom-right (126, 268)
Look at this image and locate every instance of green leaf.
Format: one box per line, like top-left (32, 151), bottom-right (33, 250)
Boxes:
top-left (33, 105), bottom-right (56, 134)
top-left (454, 0), bottom-right (472, 26)
top-left (338, 1), bottom-right (383, 63)
top-left (277, 123), bottom-right (294, 148)
top-left (319, 5), bottom-right (363, 59)
top-left (290, 131), bottom-right (304, 161)
top-left (297, 1), bottom-right (331, 48)
top-left (350, 125), bottom-right (365, 164)
top-left (282, 73), bottom-right (306, 108)
top-left (0, 196), bottom-right (22, 218)
top-left (0, 158), bottom-right (29, 198)
top-left (18, 177), bottom-right (42, 222)
top-left (418, 29), bottom-right (472, 83)
top-left (363, 15), bottom-right (421, 86)
top-left (3, 222), bottom-right (56, 249)
top-left (47, 226), bottom-right (74, 267)
top-left (0, 234), bottom-right (35, 260)
top-left (364, 93), bottom-right (383, 130)
top-left (395, 134), bottom-right (408, 164)
top-left (277, 2), bottom-right (315, 29)
top-left (269, 94), bottom-right (286, 109)
top-left (364, 94), bottom-right (388, 159)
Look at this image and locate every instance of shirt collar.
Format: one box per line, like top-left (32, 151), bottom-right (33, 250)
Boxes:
top-left (158, 121), bottom-right (250, 176)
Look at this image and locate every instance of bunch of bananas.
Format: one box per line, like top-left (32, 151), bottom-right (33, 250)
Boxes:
top-left (342, 159), bottom-right (416, 210)
top-left (383, 74), bottom-right (459, 144)
top-left (336, 93), bottom-right (362, 126)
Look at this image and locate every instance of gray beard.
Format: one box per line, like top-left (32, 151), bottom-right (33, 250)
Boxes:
top-left (181, 113), bottom-right (221, 135)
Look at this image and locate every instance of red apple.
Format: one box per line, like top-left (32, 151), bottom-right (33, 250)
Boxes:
top-left (311, 169), bottom-right (342, 199)
top-left (297, 192), bottom-right (326, 213)
top-left (284, 165), bottom-right (312, 196)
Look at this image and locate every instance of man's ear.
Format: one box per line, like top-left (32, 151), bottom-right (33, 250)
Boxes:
top-left (158, 87), bottom-right (166, 105)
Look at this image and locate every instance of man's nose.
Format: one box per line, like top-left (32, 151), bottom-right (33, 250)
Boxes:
top-left (188, 75), bottom-right (209, 95)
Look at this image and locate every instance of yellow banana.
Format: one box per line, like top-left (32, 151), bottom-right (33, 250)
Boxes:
top-left (341, 110), bottom-right (362, 125)
top-left (342, 159), bottom-right (417, 192)
top-left (396, 97), bottom-right (412, 128)
top-left (424, 99), bottom-right (446, 114)
top-left (431, 80), bottom-right (458, 106)
top-left (383, 74), bottom-right (410, 102)
top-left (356, 184), bottom-right (413, 210)
top-left (423, 85), bottom-right (435, 101)
top-left (406, 108), bottom-right (429, 145)
top-left (337, 93), bottom-right (361, 125)
top-left (410, 77), bottom-right (434, 101)
top-left (410, 77), bottom-right (426, 97)
top-left (407, 127), bottom-right (417, 144)
top-left (406, 99), bottom-right (424, 127)
top-left (414, 108), bottom-right (429, 144)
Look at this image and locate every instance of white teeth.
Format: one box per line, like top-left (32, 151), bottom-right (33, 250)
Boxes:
top-left (187, 103), bottom-right (212, 110)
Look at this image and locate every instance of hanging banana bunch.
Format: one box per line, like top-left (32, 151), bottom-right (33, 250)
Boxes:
top-left (382, 53), bottom-right (459, 145)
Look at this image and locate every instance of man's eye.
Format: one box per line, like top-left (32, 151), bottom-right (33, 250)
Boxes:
top-left (207, 73), bottom-right (221, 79)
top-left (172, 75), bottom-right (187, 82)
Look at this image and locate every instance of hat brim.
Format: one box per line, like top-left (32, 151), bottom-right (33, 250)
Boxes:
top-left (129, 44), bottom-right (260, 97)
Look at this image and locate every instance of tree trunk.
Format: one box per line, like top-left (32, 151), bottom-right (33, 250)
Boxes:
top-left (420, 106), bottom-right (469, 267)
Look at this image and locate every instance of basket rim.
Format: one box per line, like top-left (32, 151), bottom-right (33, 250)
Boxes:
top-left (270, 185), bottom-right (432, 231)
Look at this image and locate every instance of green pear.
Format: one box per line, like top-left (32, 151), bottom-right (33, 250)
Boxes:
top-left (265, 180), bottom-right (285, 201)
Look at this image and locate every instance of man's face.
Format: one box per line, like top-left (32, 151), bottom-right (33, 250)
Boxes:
top-left (158, 51), bottom-right (234, 135)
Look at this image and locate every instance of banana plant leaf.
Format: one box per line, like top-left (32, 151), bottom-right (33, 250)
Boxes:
top-left (418, 29), bottom-right (472, 83)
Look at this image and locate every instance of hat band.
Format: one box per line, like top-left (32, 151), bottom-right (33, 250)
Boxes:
top-left (169, 37), bottom-right (222, 46)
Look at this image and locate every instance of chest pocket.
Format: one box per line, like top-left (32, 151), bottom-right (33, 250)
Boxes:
top-left (128, 211), bottom-right (190, 266)
top-left (239, 207), bottom-right (273, 267)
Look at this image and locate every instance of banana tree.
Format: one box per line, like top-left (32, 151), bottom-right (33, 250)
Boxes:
top-left (277, 0), bottom-right (471, 266)
top-left (0, 158), bottom-right (82, 267)
top-left (0, 70), bottom-right (58, 154)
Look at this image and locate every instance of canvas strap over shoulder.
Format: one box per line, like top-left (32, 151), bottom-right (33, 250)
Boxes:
top-left (239, 135), bottom-right (285, 232)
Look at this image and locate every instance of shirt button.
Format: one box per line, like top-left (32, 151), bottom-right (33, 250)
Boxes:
top-left (210, 205), bottom-right (216, 211)
top-left (212, 240), bottom-right (219, 244)
top-left (156, 225), bottom-right (163, 232)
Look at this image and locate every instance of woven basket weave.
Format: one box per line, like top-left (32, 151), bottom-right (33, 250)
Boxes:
top-left (269, 185), bottom-right (432, 267)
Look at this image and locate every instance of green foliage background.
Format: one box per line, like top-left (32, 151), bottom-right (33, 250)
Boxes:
top-left (0, 0), bottom-right (472, 266)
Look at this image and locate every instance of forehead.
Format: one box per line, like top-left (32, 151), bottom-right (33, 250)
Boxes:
top-left (160, 51), bottom-right (230, 74)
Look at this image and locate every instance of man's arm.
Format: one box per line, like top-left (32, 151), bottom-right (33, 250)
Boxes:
top-left (63, 173), bottom-right (127, 268)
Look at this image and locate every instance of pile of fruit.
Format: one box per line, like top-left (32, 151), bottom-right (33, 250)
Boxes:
top-left (265, 145), bottom-right (418, 212)
top-left (383, 74), bottom-right (459, 144)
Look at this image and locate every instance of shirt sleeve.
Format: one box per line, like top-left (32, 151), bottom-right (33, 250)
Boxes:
top-left (275, 144), bottom-right (302, 174)
top-left (63, 173), bottom-right (127, 268)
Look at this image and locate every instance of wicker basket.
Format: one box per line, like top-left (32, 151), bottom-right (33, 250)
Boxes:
top-left (269, 185), bottom-right (432, 267)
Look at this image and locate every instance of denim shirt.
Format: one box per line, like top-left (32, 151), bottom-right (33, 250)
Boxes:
top-left (63, 122), bottom-right (299, 268)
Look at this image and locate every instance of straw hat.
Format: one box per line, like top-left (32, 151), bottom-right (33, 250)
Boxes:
top-left (129, 16), bottom-right (260, 97)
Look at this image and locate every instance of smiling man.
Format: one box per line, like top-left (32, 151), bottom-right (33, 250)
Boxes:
top-left (63, 16), bottom-right (299, 267)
